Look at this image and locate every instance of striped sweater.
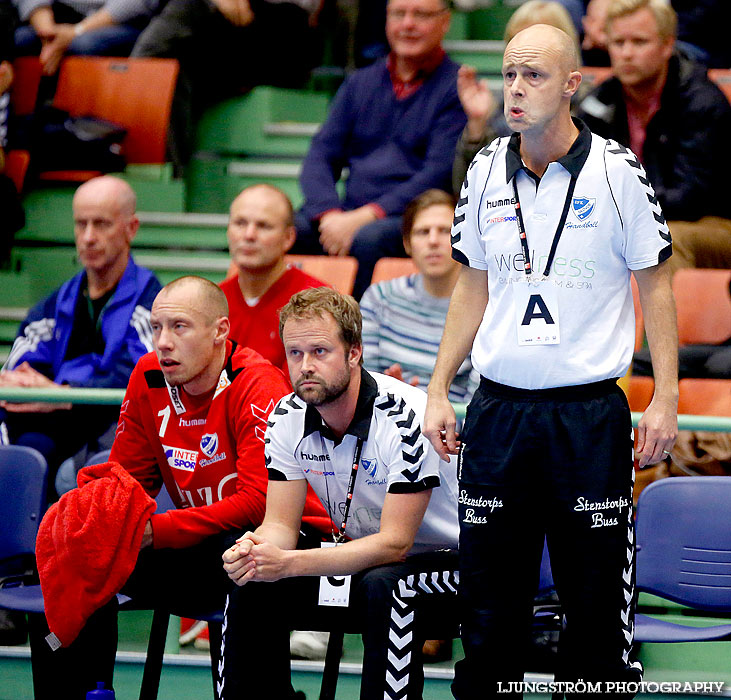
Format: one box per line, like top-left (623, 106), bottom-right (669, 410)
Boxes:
top-left (360, 274), bottom-right (477, 405)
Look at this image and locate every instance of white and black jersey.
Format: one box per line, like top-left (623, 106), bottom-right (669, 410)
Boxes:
top-left (452, 120), bottom-right (671, 390)
top-left (265, 369), bottom-right (459, 553)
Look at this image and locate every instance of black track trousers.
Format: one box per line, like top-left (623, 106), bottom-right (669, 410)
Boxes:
top-left (452, 378), bottom-right (643, 700)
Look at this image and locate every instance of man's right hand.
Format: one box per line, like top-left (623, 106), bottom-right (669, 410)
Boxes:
top-left (424, 392), bottom-right (460, 462)
top-left (211, 0), bottom-right (254, 26)
top-left (457, 65), bottom-right (496, 142)
top-left (222, 532), bottom-right (257, 586)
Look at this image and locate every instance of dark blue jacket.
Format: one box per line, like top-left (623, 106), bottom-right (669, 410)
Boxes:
top-left (300, 55), bottom-right (466, 221)
top-left (4, 256), bottom-right (161, 388)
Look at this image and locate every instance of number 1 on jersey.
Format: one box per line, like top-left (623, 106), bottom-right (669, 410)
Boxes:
top-left (158, 405), bottom-right (171, 437)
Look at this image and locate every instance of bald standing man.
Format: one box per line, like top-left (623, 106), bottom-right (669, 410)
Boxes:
top-left (0, 175), bottom-right (160, 497)
top-left (28, 276), bottom-right (329, 699)
top-left (425, 25), bottom-right (677, 699)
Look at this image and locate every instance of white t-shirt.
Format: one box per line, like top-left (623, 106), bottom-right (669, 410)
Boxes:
top-left (452, 122), bottom-right (671, 389)
top-left (265, 370), bottom-right (459, 553)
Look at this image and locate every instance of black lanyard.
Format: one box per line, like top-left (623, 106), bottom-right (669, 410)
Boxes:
top-left (323, 436), bottom-right (364, 544)
top-left (512, 172), bottom-right (577, 279)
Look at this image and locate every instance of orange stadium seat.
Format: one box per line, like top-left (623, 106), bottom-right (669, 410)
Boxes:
top-left (678, 378), bottom-right (731, 417)
top-left (225, 255), bottom-right (358, 296)
top-left (40, 57), bottom-right (178, 181)
top-left (5, 149), bottom-right (30, 193)
top-left (371, 257), bottom-right (418, 284)
top-left (10, 57), bottom-right (42, 117)
top-left (672, 268), bottom-right (731, 346)
top-left (626, 375), bottom-right (655, 413)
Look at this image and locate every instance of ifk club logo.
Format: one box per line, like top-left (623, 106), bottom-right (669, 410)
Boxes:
top-left (572, 196), bottom-right (596, 221)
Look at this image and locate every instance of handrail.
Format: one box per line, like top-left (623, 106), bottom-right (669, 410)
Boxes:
top-left (0, 388), bottom-right (729, 432)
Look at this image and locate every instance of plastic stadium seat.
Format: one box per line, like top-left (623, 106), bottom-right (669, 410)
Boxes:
top-left (677, 378), bottom-right (731, 417)
top-left (40, 57), bottom-right (178, 181)
top-left (5, 149), bottom-right (30, 193)
top-left (635, 477), bottom-right (731, 642)
top-left (0, 446), bottom-right (48, 616)
top-left (10, 57), bottom-right (43, 117)
top-left (225, 255), bottom-right (358, 295)
top-left (672, 269), bottom-right (731, 346)
top-left (625, 375), bottom-right (654, 413)
top-left (708, 69), bottom-right (731, 105)
top-left (371, 257), bottom-right (418, 285)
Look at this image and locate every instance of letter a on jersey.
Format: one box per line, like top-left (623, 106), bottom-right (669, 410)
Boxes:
top-left (514, 282), bottom-right (560, 345)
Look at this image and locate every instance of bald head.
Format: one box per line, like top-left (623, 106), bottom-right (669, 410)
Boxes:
top-left (74, 175), bottom-right (137, 217)
top-left (505, 24), bottom-right (580, 74)
top-left (158, 276), bottom-right (229, 324)
top-left (230, 184), bottom-right (294, 227)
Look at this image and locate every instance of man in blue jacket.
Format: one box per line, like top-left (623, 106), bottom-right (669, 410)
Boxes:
top-left (0, 175), bottom-right (160, 496)
top-left (294, 0), bottom-right (466, 299)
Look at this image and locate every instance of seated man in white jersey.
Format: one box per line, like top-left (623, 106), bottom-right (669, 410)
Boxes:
top-left (360, 188), bottom-right (477, 405)
top-left (222, 287), bottom-right (459, 700)
top-left (425, 24), bottom-right (677, 700)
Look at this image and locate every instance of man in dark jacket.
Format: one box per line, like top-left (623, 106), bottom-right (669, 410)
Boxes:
top-left (293, 0), bottom-right (466, 299)
top-left (575, 0), bottom-right (731, 274)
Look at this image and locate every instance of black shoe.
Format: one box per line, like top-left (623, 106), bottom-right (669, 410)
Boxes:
top-left (0, 609), bottom-right (28, 646)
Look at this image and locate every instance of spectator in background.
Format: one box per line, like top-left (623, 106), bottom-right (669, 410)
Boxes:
top-left (132, 0), bottom-right (318, 172)
top-left (0, 176), bottom-right (160, 498)
top-left (13, 0), bottom-right (156, 75)
top-left (294, 0), bottom-right (466, 300)
top-left (581, 0), bottom-right (611, 66)
top-left (452, 0), bottom-right (585, 193)
top-left (575, 0), bottom-right (731, 274)
top-left (0, 9), bottom-right (25, 266)
top-left (360, 189), bottom-right (477, 403)
top-left (220, 184), bottom-right (327, 378)
top-left (671, 0), bottom-right (731, 69)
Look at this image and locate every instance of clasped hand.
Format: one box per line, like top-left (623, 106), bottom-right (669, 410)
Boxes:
top-left (222, 532), bottom-right (290, 586)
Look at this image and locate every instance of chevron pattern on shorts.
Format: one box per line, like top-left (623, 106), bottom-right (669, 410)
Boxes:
top-left (620, 467), bottom-right (643, 675)
top-left (374, 393), bottom-right (427, 481)
top-left (385, 569), bottom-right (460, 700)
top-left (217, 593), bottom-right (230, 700)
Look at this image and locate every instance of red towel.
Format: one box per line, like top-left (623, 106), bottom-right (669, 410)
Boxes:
top-left (36, 461), bottom-right (156, 648)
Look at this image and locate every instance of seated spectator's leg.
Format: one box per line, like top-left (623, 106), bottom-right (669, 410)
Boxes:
top-left (13, 24), bottom-right (41, 56)
top-left (667, 217), bottom-right (731, 275)
top-left (131, 0), bottom-right (211, 58)
top-left (292, 210), bottom-right (327, 255)
top-left (348, 216), bottom-right (404, 299)
top-left (68, 24), bottom-right (143, 57)
top-left (353, 550), bottom-right (459, 700)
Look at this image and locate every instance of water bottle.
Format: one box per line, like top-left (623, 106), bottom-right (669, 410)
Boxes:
top-left (86, 681), bottom-right (115, 699)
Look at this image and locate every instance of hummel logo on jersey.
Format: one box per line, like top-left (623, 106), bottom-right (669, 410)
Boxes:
top-left (485, 196), bottom-right (516, 209)
top-left (572, 196), bottom-right (596, 221)
top-left (300, 452), bottom-right (330, 462)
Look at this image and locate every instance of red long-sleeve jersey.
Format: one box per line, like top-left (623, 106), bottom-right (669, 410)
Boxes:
top-left (111, 340), bottom-right (330, 548)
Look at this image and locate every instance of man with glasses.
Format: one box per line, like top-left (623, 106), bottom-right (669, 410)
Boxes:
top-left (293, 0), bottom-right (466, 299)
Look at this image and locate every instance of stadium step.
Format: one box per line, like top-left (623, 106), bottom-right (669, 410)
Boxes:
top-left (194, 87), bottom-right (330, 158)
top-left (444, 39), bottom-right (505, 74)
top-left (186, 158), bottom-right (305, 213)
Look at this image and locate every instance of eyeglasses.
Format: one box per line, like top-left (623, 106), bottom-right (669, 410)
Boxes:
top-left (386, 8), bottom-right (448, 22)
